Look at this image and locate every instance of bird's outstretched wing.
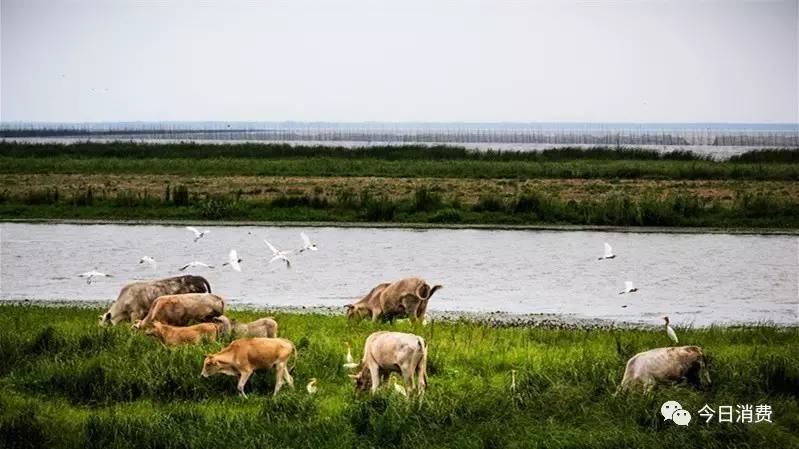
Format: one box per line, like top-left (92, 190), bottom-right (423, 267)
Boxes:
top-left (603, 242), bottom-right (613, 258)
top-left (186, 226), bottom-right (200, 236)
top-left (179, 264), bottom-right (190, 271)
top-left (264, 239), bottom-right (279, 255)
top-left (301, 232), bottom-right (311, 247)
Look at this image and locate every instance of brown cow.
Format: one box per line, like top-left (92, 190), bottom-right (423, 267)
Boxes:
top-left (201, 337), bottom-right (296, 397)
top-left (134, 293), bottom-right (224, 329)
top-left (346, 277), bottom-right (442, 323)
top-left (143, 321), bottom-right (218, 346)
top-left (213, 316), bottom-right (278, 338)
top-left (620, 346), bottom-right (710, 393)
top-left (350, 331), bottom-right (428, 396)
top-left (99, 275), bottom-right (211, 326)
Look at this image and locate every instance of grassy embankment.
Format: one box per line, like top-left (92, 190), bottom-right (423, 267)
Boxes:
top-left (0, 305), bottom-right (797, 449)
top-left (1, 142), bottom-right (798, 227)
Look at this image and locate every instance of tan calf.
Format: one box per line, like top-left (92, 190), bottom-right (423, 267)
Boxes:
top-left (213, 316), bottom-right (278, 338)
top-left (201, 337), bottom-right (296, 397)
top-left (350, 331), bottom-right (428, 396)
top-left (144, 321), bottom-right (218, 346)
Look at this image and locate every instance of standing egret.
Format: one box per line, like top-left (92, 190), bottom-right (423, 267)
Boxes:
top-left (510, 369), bottom-right (517, 393)
top-left (222, 249), bottom-right (243, 272)
top-left (78, 270), bottom-right (112, 284)
top-left (306, 378), bottom-right (318, 394)
top-left (663, 316), bottom-right (679, 344)
top-left (298, 232), bottom-right (318, 253)
top-left (619, 281), bottom-right (638, 294)
top-left (598, 242), bottom-right (616, 260)
top-left (343, 342), bottom-right (358, 369)
top-left (186, 226), bottom-right (211, 242)
top-left (391, 377), bottom-right (408, 397)
top-left (264, 239), bottom-right (292, 268)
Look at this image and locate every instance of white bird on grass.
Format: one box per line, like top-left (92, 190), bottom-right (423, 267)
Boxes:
top-left (663, 316), bottom-right (679, 344)
top-left (343, 342), bottom-right (358, 369)
top-left (264, 239), bottom-right (292, 268)
top-left (222, 249), bottom-right (243, 272)
top-left (139, 256), bottom-right (157, 271)
top-left (619, 281), bottom-right (638, 294)
top-left (598, 242), bottom-right (616, 260)
top-left (298, 232), bottom-right (318, 253)
top-left (78, 270), bottom-right (112, 284)
top-left (306, 378), bottom-right (318, 394)
top-left (179, 261), bottom-right (214, 271)
top-left (510, 369), bottom-right (517, 393)
top-left (186, 226), bottom-right (211, 242)
top-left (391, 377), bottom-right (408, 397)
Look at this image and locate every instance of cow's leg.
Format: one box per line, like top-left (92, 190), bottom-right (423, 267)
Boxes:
top-left (400, 364), bottom-right (413, 395)
top-left (237, 369), bottom-right (253, 398)
top-left (415, 355), bottom-right (427, 396)
top-left (368, 363), bottom-right (381, 394)
top-left (283, 363), bottom-right (295, 390)
top-left (370, 308), bottom-right (381, 323)
top-left (274, 362), bottom-right (286, 396)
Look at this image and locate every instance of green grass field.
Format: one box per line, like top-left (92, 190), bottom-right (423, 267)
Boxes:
top-left (1, 305), bottom-right (797, 449)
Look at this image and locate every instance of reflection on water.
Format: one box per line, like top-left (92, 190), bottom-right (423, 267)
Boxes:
top-left (0, 223), bottom-right (796, 326)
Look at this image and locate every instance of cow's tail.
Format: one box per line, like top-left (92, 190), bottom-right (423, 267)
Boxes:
top-left (289, 342), bottom-right (298, 372)
top-left (416, 337), bottom-right (428, 393)
top-left (416, 282), bottom-right (443, 300)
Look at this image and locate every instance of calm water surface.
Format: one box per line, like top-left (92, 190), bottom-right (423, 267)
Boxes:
top-left (1, 223), bottom-right (796, 326)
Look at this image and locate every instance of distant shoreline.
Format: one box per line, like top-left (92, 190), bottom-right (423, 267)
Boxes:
top-left (2, 218), bottom-right (798, 235)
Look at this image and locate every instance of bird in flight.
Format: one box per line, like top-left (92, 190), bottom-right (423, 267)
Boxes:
top-left (179, 261), bottom-right (214, 271)
top-left (186, 226), bottom-right (211, 242)
top-left (222, 249), bottom-right (243, 272)
top-left (264, 239), bottom-right (292, 268)
top-left (598, 242), bottom-right (616, 260)
top-left (298, 232), bottom-right (318, 253)
top-left (619, 281), bottom-right (638, 294)
top-left (78, 270), bottom-right (112, 284)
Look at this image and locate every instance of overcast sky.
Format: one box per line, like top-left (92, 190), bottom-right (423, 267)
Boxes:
top-left (1, 0), bottom-right (797, 123)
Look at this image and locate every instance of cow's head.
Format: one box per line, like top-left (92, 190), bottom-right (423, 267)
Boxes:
top-left (143, 321), bottom-right (164, 337)
top-left (98, 312), bottom-right (112, 327)
top-left (348, 366), bottom-right (371, 392)
top-left (201, 355), bottom-right (220, 377)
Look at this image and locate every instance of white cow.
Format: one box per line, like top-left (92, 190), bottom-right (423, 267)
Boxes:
top-left (620, 345), bottom-right (710, 392)
top-left (350, 331), bottom-right (428, 396)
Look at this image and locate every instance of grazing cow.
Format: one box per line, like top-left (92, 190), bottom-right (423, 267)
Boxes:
top-left (350, 331), bottom-right (428, 396)
top-left (201, 337), bottom-right (296, 397)
top-left (133, 293), bottom-right (225, 329)
top-left (144, 321), bottom-right (218, 346)
top-left (346, 277), bottom-right (442, 323)
top-left (213, 315), bottom-right (278, 338)
top-left (99, 275), bottom-right (211, 326)
top-left (620, 345), bottom-right (710, 393)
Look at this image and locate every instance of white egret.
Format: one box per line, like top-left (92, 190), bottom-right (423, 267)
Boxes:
top-left (663, 316), bottom-right (679, 344)
top-left (510, 369), bottom-right (517, 393)
top-left (78, 270), bottom-right (112, 284)
top-left (598, 242), bottom-right (616, 260)
top-left (264, 239), bottom-right (292, 268)
top-left (222, 249), bottom-right (243, 272)
top-left (186, 226), bottom-right (211, 242)
top-left (306, 378), bottom-right (318, 394)
top-left (619, 281), bottom-right (638, 294)
top-left (391, 377), bottom-right (408, 397)
top-left (343, 342), bottom-right (358, 369)
top-left (298, 232), bottom-right (318, 253)
top-left (179, 261), bottom-right (215, 271)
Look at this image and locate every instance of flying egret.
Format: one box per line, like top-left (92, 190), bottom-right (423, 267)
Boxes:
top-left (663, 316), bottom-right (679, 344)
top-left (298, 232), bottom-right (318, 253)
top-left (186, 226), bottom-right (211, 242)
top-left (222, 249), bottom-right (243, 272)
top-left (139, 256), bottom-right (157, 271)
top-left (306, 378), bottom-right (318, 394)
top-left (78, 270), bottom-right (112, 284)
top-left (179, 261), bottom-right (215, 271)
top-left (619, 281), bottom-right (638, 294)
top-left (264, 239), bottom-right (292, 268)
top-left (598, 242), bottom-right (616, 260)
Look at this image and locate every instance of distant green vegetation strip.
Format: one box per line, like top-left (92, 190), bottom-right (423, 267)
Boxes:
top-left (1, 142), bottom-right (797, 180)
top-left (2, 185), bottom-right (798, 228)
top-left (1, 306), bottom-right (797, 449)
